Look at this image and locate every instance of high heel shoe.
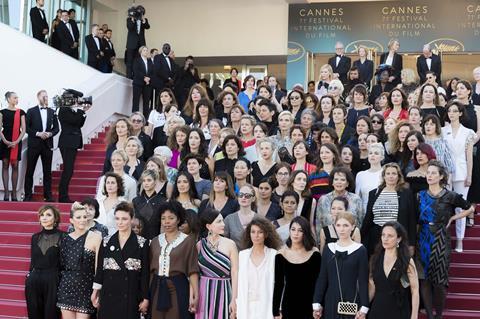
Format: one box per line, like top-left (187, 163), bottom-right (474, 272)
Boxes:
top-left (10, 191), bottom-right (17, 202)
top-left (3, 193), bottom-right (9, 201)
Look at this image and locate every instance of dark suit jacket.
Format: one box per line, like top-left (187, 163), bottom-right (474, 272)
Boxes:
top-left (152, 54), bottom-right (176, 89)
top-left (58, 107), bottom-right (86, 149)
top-left (328, 55), bottom-right (351, 84)
top-left (85, 34), bottom-right (104, 68)
top-left (380, 52), bottom-right (403, 86)
top-left (353, 59), bottom-right (374, 86)
top-left (132, 57), bottom-right (153, 87)
top-left (417, 54), bottom-right (442, 85)
top-left (30, 7), bottom-right (48, 41)
top-left (103, 38), bottom-right (116, 62)
top-left (126, 18), bottom-right (150, 49)
top-left (55, 21), bottom-right (79, 56)
top-left (26, 106), bottom-right (59, 149)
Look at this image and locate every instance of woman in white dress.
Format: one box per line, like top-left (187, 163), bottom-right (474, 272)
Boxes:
top-left (442, 101), bottom-right (477, 252)
top-left (95, 172), bottom-right (126, 235)
top-left (355, 143), bottom-right (384, 212)
top-left (273, 190), bottom-right (299, 243)
top-left (237, 217), bottom-right (282, 319)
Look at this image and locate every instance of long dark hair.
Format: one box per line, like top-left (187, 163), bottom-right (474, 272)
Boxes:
top-left (285, 216), bottom-right (316, 251)
top-left (172, 171), bottom-right (199, 202)
top-left (180, 127), bottom-right (208, 160)
top-left (370, 221), bottom-right (411, 280)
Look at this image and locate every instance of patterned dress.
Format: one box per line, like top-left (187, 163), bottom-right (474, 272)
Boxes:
top-left (417, 189), bottom-right (471, 285)
top-left (57, 231), bottom-right (96, 313)
top-left (196, 238), bottom-right (232, 319)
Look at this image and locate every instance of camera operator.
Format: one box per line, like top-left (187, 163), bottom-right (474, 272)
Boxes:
top-left (132, 46), bottom-right (153, 118)
top-left (23, 90), bottom-right (59, 202)
top-left (125, 6), bottom-right (150, 79)
top-left (57, 101), bottom-right (91, 203)
top-left (85, 24), bottom-right (104, 71)
top-left (174, 55), bottom-right (200, 108)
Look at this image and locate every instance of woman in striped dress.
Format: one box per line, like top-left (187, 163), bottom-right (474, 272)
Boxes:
top-left (196, 208), bottom-right (238, 319)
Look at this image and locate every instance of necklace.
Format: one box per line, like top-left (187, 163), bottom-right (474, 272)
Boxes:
top-left (207, 235), bottom-right (220, 252)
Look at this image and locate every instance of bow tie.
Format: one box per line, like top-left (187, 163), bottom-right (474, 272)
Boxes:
top-left (336, 54), bottom-right (342, 58)
top-left (40, 106), bottom-right (47, 110)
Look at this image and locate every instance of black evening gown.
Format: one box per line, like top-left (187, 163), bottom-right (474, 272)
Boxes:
top-left (368, 251), bottom-right (411, 319)
top-left (273, 251), bottom-right (321, 319)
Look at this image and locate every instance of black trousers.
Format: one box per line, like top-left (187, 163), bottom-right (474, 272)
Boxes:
top-left (25, 270), bottom-right (60, 319)
top-left (58, 147), bottom-right (78, 201)
top-left (132, 84), bottom-right (152, 119)
top-left (125, 48), bottom-right (137, 79)
top-left (24, 142), bottom-right (53, 198)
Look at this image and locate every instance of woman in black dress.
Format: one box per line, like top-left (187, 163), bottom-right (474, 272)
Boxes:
top-left (368, 221), bottom-right (419, 319)
top-left (251, 138), bottom-right (277, 187)
top-left (256, 178), bottom-right (282, 221)
top-left (379, 39), bottom-right (403, 86)
top-left (199, 171), bottom-right (239, 218)
top-left (25, 205), bottom-right (65, 319)
top-left (91, 202), bottom-right (150, 319)
top-left (313, 211), bottom-right (369, 319)
top-left (0, 91), bottom-right (26, 201)
top-left (273, 216), bottom-right (321, 319)
top-left (214, 135), bottom-right (248, 178)
top-left (57, 202), bottom-right (102, 318)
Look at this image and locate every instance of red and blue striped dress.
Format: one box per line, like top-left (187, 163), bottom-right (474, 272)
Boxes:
top-left (196, 238), bottom-right (232, 319)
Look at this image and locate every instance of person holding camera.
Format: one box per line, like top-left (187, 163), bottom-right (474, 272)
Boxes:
top-left (85, 24), bottom-right (104, 71)
top-left (23, 90), bottom-right (59, 202)
top-left (175, 55), bottom-right (200, 108)
top-left (125, 6), bottom-right (150, 79)
top-left (57, 102), bottom-right (91, 203)
top-left (55, 10), bottom-right (79, 59)
top-left (132, 46), bottom-right (153, 118)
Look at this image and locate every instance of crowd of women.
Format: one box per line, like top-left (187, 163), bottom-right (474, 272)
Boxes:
top-left (24, 51), bottom-right (480, 318)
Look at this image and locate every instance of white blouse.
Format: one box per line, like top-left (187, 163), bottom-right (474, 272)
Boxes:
top-left (442, 124), bottom-right (477, 181)
top-left (355, 169), bottom-right (382, 212)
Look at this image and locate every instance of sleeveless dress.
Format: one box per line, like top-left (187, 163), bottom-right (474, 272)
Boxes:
top-left (57, 232), bottom-right (96, 313)
top-left (196, 238), bottom-right (232, 319)
top-left (368, 251), bottom-right (410, 319)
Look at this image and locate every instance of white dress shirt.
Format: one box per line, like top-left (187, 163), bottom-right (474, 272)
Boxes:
top-left (65, 21), bottom-right (75, 40)
top-left (36, 106), bottom-right (48, 136)
top-left (163, 53), bottom-right (171, 70)
top-left (426, 57), bottom-right (432, 70)
top-left (336, 56), bottom-right (341, 67)
top-left (141, 57), bottom-right (148, 72)
top-left (93, 36), bottom-right (100, 50)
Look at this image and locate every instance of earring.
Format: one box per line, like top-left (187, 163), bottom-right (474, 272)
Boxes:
top-left (208, 230), bottom-right (212, 237)
top-left (396, 241), bottom-right (400, 248)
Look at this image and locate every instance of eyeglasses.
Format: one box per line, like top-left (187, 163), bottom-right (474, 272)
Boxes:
top-left (238, 192), bottom-right (254, 199)
top-left (328, 86), bottom-right (338, 90)
top-left (371, 120), bottom-right (382, 124)
top-left (277, 172), bottom-right (289, 176)
top-left (289, 96), bottom-right (301, 101)
top-left (131, 119), bottom-right (143, 123)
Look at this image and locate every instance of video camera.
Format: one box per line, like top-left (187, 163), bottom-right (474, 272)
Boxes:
top-left (128, 5), bottom-right (145, 20)
top-left (53, 89), bottom-right (92, 108)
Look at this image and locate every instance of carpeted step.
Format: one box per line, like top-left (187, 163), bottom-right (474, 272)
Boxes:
top-left (0, 203), bottom-right (71, 211)
top-left (445, 293), bottom-right (480, 311)
top-left (0, 285), bottom-right (24, 302)
top-left (0, 257), bottom-right (29, 272)
top-left (451, 237), bottom-right (480, 250)
top-left (0, 222), bottom-right (69, 233)
top-left (451, 250), bottom-right (480, 263)
top-left (34, 184), bottom-right (97, 195)
top-left (0, 298), bottom-right (27, 317)
top-left (60, 163), bottom-right (103, 171)
top-left (449, 263), bottom-right (480, 278)
top-left (51, 170), bottom-right (101, 179)
top-left (0, 233), bottom-right (35, 246)
top-left (449, 278), bottom-right (480, 294)
top-left (0, 245), bottom-right (30, 259)
top-left (0, 271), bottom-right (27, 286)
top-left (51, 177), bottom-right (98, 186)
top-left (0, 210), bottom-right (69, 222)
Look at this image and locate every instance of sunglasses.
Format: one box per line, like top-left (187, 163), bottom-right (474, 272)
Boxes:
top-left (238, 192), bottom-right (254, 199)
top-left (131, 119), bottom-right (143, 123)
top-left (371, 120), bottom-right (383, 124)
top-left (328, 86), bottom-right (338, 90)
top-left (289, 96), bottom-right (301, 101)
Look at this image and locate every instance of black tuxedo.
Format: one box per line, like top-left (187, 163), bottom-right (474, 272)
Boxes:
top-left (57, 107), bottom-right (86, 202)
top-left (328, 55), bottom-right (351, 84)
top-left (103, 38), bottom-right (116, 73)
top-left (380, 52), bottom-right (403, 86)
top-left (24, 106), bottom-right (59, 200)
top-left (85, 34), bottom-right (104, 70)
top-left (125, 17), bottom-right (150, 78)
top-left (417, 54), bottom-right (442, 85)
top-left (132, 57), bottom-right (154, 118)
top-left (30, 7), bottom-right (48, 42)
top-left (55, 20), bottom-right (79, 58)
top-left (152, 54), bottom-right (176, 90)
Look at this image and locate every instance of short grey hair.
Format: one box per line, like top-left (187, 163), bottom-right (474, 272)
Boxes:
top-left (367, 142), bottom-right (385, 159)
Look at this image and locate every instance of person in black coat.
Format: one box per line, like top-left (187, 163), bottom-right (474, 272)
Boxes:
top-left (417, 44), bottom-right (442, 85)
top-left (175, 55), bottom-right (200, 108)
top-left (152, 43), bottom-right (177, 107)
top-left (24, 90), bottom-right (59, 202)
top-left (132, 46), bottom-right (153, 118)
top-left (360, 163), bottom-right (417, 256)
top-left (57, 103), bottom-right (89, 202)
top-left (328, 41), bottom-right (351, 85)
top-left (30, 0), bottom-right (49, 42)
top-left (55, 10), bottom-right (79, 58)
top-left (91, 202), bottom-right (150, 319)
top-left (85, 24), bottom-right (104, 70)
top-left (352, 46), bottom-right (374, 87)
top-left (103, 29), bottom-right (116, 73)
top-left (125, 15), bottom-right (150, 78)
top-left (369, 65), bottom-right (395, 106)
top-left (379, 39), bottom-right (403, 86)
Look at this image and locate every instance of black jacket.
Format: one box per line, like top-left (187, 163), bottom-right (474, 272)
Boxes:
top-left (328, 55), bottom-right (351, 84)
top-left (380, 52), bottom-right (403, 86)
top-left (55, 20), bottom-right (79, 56)
top-left (353, 59), bottom-right (374, 86)
top-left (94, 232), bottom-right (149, 319)
top-left (26, 106), bottom-right (59, 149)
top-left (132, 57), bottom-right (153, 87)
top-left (85, 34), bottom-right (104, 68)
top-left (57, 107), bottom-right (86, 149)
top-left (417, 54), bottom-right (442, 85)
top-left (133, 192), bottom-right (165, 240)
top-left (30, 7), bottom-right (48, 41)
top-left (361, 187), bottom-right (417, 252)
top-left (126, 17), bottom-right (150, 49)
top-left (152, 54), bottom-right (176, 89)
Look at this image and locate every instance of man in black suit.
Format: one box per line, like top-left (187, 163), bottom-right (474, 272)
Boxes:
top-left (30, 0), bottom-right (48, 42)
top-left (125, 15), bottom-right (150, 79)
top-left (85, 24), bottom-right (104, 70)
top-left (23, 90), bottom-right (59, 202)
top-left (103, 29), bottom-right (116, 73)
top-left (417, 44), bottom-right (442, 85)
top-left (152, 43), bottom-right (176, 103)
top-left (132, 46), bottom-right (153, 118)
top-left (58, 103), bottom-right (90, 203)
top-left (328, 42), bottom-right (351, 85)
top-left (55, 10), bottom-right (79, 59)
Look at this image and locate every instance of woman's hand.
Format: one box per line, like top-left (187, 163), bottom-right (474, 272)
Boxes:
top-left (355, 311), bottom-right (366, 319)
top-left (188, 295), bottom-right (197, 313)
top-left (90, 290), bottom-right (99, 308)
top-left (313, 309), bottom-right (322, 319)
top-left (447, 217), bottom-right (455, 228)
top-left (228, 300), bottom-right (237, 318)
top-left (274, 315), bottom-right (282, 319)
top-left (138, 299), bottom-right (149, 314)
top-left (465, 177), bottom-right (472, 187)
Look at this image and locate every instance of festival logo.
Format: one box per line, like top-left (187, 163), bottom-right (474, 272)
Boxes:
top-left (427, 38), bottom-right (465, 54)
top-left (288, 41), bottom-right (306, 63)
top-left (345, 40), bottom-right (384, 55)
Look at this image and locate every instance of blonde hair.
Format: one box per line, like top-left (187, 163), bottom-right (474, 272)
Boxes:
top-left (70, 202), bottom-right (86, 218)
top-left (335, 211), bottom-right (356, 226)
top-left (367, 142), bottom-right (385, 159)
top-left (278, 110), bottom-right (294, 123)
top-left (319, 64), bottom-right (333, 81)
top-left (329, 79), bottom-right (344, 94)
top-left (125, 136), bottom-right (144, 158)
top-left (111, 149), bottom-right (128, 163)
top-left (387, 38), bottom-right (399, 50)
top-left (401, 68), bottom-right (416, 85)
